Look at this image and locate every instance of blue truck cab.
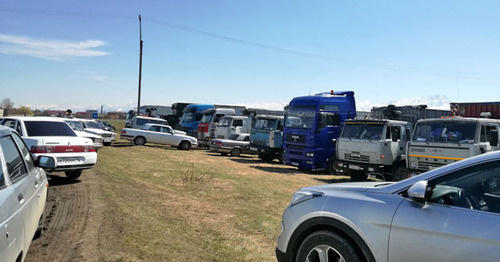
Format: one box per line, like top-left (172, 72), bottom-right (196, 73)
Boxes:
top-left (283, 91), bottom-right (356, 171)
top-left (249, 115), bottom-right (285, 161)
top-left (180, 104), bottom-right (214, 136)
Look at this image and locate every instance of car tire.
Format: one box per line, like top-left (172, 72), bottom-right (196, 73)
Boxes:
top-left (65, 170), bottom-right (82, 179)
top-left (349, 171), bottom-right (367, 181)
top-left (134, 136), bottom-right (146, 146)
top-left (178, 141), bottom-right (191, 150)
top-left (296, 230), bottom-right (362, 262)
top-left (33, 214), bottom-right (44, 239)
top-left (391, 163), bottom-right (410, 181)
top-left (103, 142), bottom-right (112, 146)
top-left (230, 148), bottom-right (241, 157)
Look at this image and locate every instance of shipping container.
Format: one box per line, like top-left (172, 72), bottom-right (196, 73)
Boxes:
top-left (450, 102), bottom-right (500, 119)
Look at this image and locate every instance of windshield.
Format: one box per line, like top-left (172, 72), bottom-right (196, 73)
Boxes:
top-left (200, 114), bottom-right (213, 124)
top-left (285, 105), bottom-right (316, 129)
top-left (254, 119), bottom-right (277, 131)
top-left (219, 118), bottom-right (231, 127)
top-left (413, 121), bottom-right (477, 143)
top-left (65, 120), bottom-right (85, 131)
top-left (181, 112), bottom-right (194, 123)
top-left (84, 121), bottom-right (101, 129)
top-left (341, 123), bottom-right (384, 140)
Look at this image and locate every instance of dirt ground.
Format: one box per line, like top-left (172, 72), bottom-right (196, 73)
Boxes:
top-left (26, 169), bottom-right (107, 262)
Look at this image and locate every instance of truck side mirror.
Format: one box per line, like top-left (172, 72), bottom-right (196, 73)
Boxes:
top-left (391, 126), bottom-right (401, 142)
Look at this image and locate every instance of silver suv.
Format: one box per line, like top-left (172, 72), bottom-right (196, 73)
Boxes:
top-left (0, 126), bottom-right (55, 262)
top-left (277, 150), bottom-right (500, 262)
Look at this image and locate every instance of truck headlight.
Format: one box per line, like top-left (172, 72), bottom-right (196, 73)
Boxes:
top-left (290, 190), bottom-right (323, 206)
top-left (410, 162), bottom-right (417, 168)
top-left (306, 152), bottom-right (314, 158)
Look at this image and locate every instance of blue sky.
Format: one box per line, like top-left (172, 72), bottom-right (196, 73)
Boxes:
top-left (0, 1), bottom-right (499, 112)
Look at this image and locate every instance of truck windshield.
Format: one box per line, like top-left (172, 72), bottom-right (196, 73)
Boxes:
top-left (254, 119), bottom-right (277, 131)
top-left (285, 105), bottom-right (316, 129)
top-left (181, 112), bottom-right (194, 123)
top-left (413, 121), bottom-right (477, 143)
top-left (219, 118), bottom-right (231, 127)
top-left (341, 123), bottom-right (384, 140)
top-left (200, 114), bottom-right (213, 124)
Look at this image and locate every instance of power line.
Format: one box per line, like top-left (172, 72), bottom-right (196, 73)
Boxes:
top-left (0, 7), bottom-right (135, 19)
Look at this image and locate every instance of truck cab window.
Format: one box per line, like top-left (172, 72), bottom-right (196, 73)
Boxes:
top-left (481, 125), bottom-right (498, 146)
top-left (318, 113), bottom-right (340, 129)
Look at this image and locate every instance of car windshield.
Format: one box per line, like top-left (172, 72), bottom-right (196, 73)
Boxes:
top-left (341, 123), bottom-right (384, 140)
top-left (285, 105), bottom-right (316, 129)
top-left (254, 119), bottom-right (277, 131)
top-left (84, 121), bottom-right (101, 129)
top-left (413, 121), bottom-right (477, 143)
top-left (65, 120), bottom-right (85, 131)
top-left (25, 121), bottom-right (76, 136)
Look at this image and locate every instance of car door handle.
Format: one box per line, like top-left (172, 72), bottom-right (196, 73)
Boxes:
top-left (18, 194), bottom-right (24, 204)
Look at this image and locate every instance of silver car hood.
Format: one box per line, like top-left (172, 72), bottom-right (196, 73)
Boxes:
top-left (305, 182), bottom-right (395, 193)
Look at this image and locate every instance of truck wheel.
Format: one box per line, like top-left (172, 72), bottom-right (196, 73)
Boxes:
top-left (178, 141), bottom-right (191, 150)
top-left (134, 136), bottom-right (146, 146)
top-left (349, 171), bottom-right (367, 181)
top-left (259, 154), bottom-right (273, 162)
top-left (230, 148), bottom-right (241, 157)
top-left (296, 230), bottom-right (362, 262)
top-left (65, 170), bottom-right (82, 179)
top-left (328, 157), bottom-right (336, 175)
top-left (392, 164), bottom-right (410, 181)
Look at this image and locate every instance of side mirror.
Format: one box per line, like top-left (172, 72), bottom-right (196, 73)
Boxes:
top-left (408, 180), bottom-right (428, 204)
top-left (35, 156), bottom-right (56, 169)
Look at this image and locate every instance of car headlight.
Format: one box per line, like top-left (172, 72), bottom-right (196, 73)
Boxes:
top-left (290, 190), bottom-right (323, 206)
top-left (306, 152), bottom-right (314, 158)
top-left (410, 162), bottom-right (417, 168)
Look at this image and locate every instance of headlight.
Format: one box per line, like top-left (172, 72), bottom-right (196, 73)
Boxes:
top-left (306, 152), bottom-right (314, 158)
top-left (410, 162), bottom-right (417, 168)
top-left (290, 190), bottom-right (323, 206)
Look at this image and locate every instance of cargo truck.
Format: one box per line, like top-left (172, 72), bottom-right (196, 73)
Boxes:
top-left (407, 117), bottom-right (500, 173)
top-left (180, 104), bottom-right (214, 137)
top-left (249, 115), bottom-right (285, 162)
top-left (335, 105), bottom-right (449, 181)
top-left (197, 108), bottom-right (236, 146)
top-left (213, 116), bottom-right (252, 139)
top-left (283, 91), bottom-right (356, 172)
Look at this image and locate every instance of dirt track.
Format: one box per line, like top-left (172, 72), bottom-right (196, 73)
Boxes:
top-left (26, 170), bottom-right (102, 262)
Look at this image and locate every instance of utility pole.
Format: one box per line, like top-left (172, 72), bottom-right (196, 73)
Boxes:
top-left (137, 14), bottom-right (143, 117)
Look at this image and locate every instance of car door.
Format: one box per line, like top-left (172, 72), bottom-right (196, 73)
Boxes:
top-left (146, 126), bottom-right (163, 144)
top-left (160, 127), bottom-right (176, 146)
top-left (389, 160), bottom-right (500, 262)
top-left (0, 134), bottom-right (36, 262)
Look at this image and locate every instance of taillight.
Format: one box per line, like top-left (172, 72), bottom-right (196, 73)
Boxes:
top-left (122, 130), bottom-right (127, 134)
top-left (215, 142), bottom-right (223, 146)
top-left (31, 145), bottom-right (96, 153)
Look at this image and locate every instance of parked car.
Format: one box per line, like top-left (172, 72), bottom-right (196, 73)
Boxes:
top-left (97, 120), bottom-right (115, 131)
top-left (209, 133), bottom-right (253, 157)
top-left (0, 117), bottom-right (97, 179)
top-left (121, 123), bottom-right (198, 150)
top-left (64, 119), bottom-right (104, 150)
top-left (276, 150), bottom-right (500, 262)
top-left (125, 115), bottom-right (168, 129)
top-left (79, 119), bottom-right (116, 146)
top-left (0, 126), bottom-right (55, 262)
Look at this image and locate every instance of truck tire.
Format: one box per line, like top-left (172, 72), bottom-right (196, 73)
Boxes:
top-left (259, 153), bottom-right (274, 162)
top-left (178, 141), bottom-right (191, 150)
top-left (134, 136), bottom-right (146, 146)
top-left (392, 163), bottom-right (410, 181)
top-left (65, 170), bottom-right (82, 179)
top-left (230, 148), bottom-right (241, 157)
top-left (296, 230), bottom-right (362, 262)
top-left (328, 157), bottom-right (336, 175)
top-left (349, 171), bottom-right (367, 181)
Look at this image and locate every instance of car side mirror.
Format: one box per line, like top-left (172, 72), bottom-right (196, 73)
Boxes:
top-left (408, 180), bottom-right (428, 204)
top-left (35, 156), bottom-right (56, 169)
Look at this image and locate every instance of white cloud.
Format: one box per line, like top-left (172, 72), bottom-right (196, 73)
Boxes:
top-left (357, 95), bottom-right (451, 111)
top-left (0, 34), bottom-right (109, 61)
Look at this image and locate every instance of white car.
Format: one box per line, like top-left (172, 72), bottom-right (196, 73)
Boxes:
top-left (64, 119), bottom-right (104, 150)
top-left (79, 119), bottom-right (116, 146)
top-left (121, 123), bottom-right (198, 150)
top-left (0, 117), bottom-right (97, 179)
top-left (0, 126), bottom-right (55, 262)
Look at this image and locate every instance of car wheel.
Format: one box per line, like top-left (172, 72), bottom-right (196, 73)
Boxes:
top-left (103, 142), bottom-right (112, 146)
top-left (134, 136), bottom-right (146, 146)
top-left (349, 171), bottom-right (367, 181)
top-left (65, 170), bottom-right (82, 179)
top-left (33, 214), bottom-right (44, 239)
top-left (178, 141), bottom-right (191, 150)
top-left (296, 230), bottom-right (362, 262)
top-left (391, 163), bottom-right (410, 181)
top-left (230, 148), bottom-right (241, 157)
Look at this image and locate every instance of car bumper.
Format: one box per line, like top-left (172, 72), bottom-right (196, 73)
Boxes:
top-left (335, 160), bottom-right (385, 175)
top-left (209, 146), bottom-right (231, 154)
top-left (33, 152), bottom-right (97, 171)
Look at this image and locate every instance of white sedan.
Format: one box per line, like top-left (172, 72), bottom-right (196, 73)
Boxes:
top-left (121, 123), bottom-right (198, 150)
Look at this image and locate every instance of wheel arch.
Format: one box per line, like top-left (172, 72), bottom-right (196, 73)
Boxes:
top-left (286, 216), bottom-right (375, 262)
top-left (391, 155), bottom-right (406, 173)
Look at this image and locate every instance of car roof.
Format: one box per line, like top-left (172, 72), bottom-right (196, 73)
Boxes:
top-left (0, 125), bottom-right (15, 137)
top-left (2, 116), bottom-right (66, 122)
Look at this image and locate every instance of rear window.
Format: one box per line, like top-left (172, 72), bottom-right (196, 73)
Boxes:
top-left (25, 121), bottom-right (76, 137)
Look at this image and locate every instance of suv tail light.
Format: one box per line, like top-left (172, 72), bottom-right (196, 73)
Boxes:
top-left (31, 145), bottom-right (96, 153)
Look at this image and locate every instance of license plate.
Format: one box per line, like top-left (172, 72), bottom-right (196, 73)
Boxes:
top-left (349, 164), bottom-right (361, 170)
top-left (249, 147), bottom-right (258, 151)
top-left (58, 157), bottom-right (84, 165)
top-left (291, 162), bottom-right (299, 167)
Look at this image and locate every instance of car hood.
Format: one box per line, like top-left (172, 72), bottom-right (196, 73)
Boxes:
top-left (305, 182), bottom-right (396, 193)
top-left (85, 128), bottom-right (114, 135)
top-left (74, 131), bottom-right (102, 138)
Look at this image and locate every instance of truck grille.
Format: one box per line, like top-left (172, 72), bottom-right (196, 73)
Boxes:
top-left (286, 134), bottom-right (305, 143)
top-left (418, 162), bottom-right (446, 170)
top-left (344, 153), bottom-right (370, 162)
top-left (287, 145), bottom-right (306, 150)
